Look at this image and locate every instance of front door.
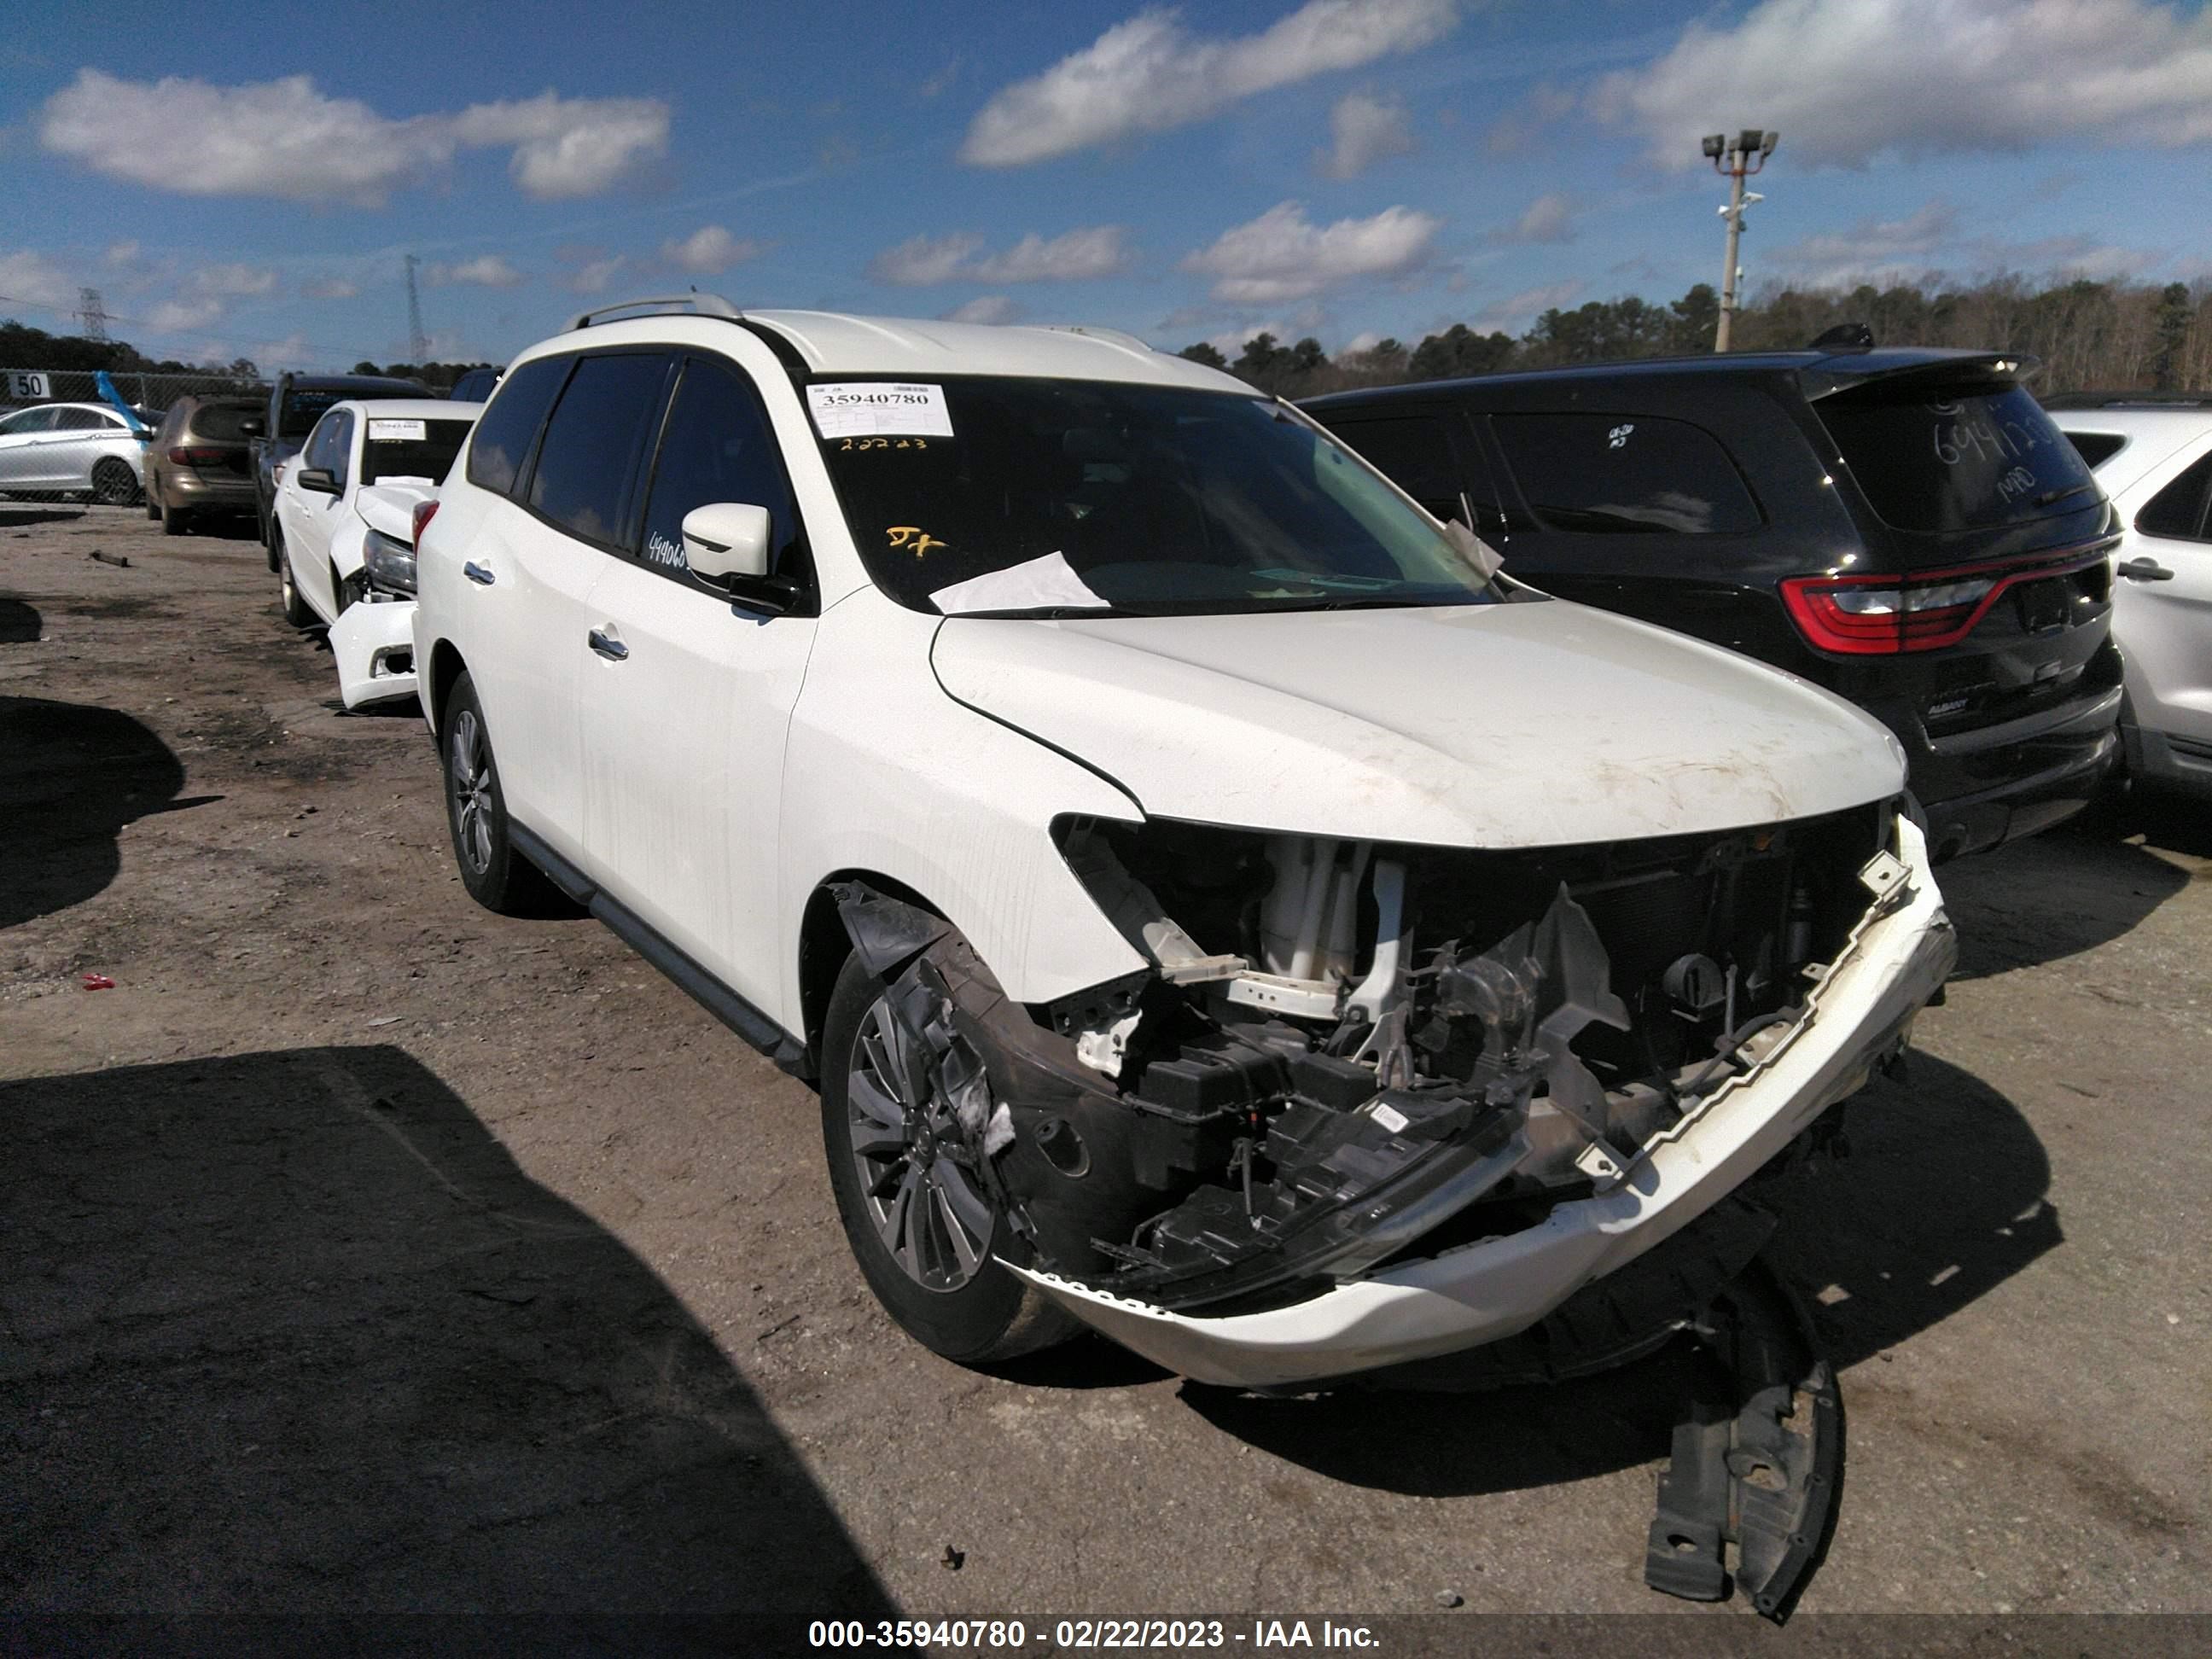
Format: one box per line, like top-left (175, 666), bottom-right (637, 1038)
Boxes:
top-left (2117, 445), bottom-right (2212, 751)
top-left (576, 349), bottom-right (817, 1014)
top-left (277, 409), bottom-right (352, 620)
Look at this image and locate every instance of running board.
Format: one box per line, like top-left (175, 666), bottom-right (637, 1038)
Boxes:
top-left (509, 822), bottom-right (810, 1077)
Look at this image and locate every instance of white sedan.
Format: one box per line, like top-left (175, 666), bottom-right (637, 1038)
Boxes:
top-left (271, 398), bottom-right (481, 708)
top-left (0, 402), bottom-right (146, 503)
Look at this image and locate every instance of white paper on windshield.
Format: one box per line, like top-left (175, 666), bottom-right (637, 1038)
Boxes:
top-left (931, 550), bottom-right (1111, 615)
top-left (368, 418), bottom-right (426, 442)
top-left (807, 381), bottom-right (954, 439)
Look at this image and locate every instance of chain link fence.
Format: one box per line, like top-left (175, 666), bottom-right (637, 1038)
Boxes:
top-left (4, 366), bottom-right (271, 421)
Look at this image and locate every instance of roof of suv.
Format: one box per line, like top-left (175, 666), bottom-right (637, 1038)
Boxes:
top-left (548, 301), bottom-right (1249, 393)
top-left (276, 373), bottom-right (430, 396)
top-left (1304, 346), bottom-right (2026, 411)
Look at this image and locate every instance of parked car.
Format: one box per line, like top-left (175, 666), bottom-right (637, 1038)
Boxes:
top-left (0, 402), bottom-right (145, 504)
top-left (2045, 395), bottom-right (2212, 800)
top-left (448, 365), bottom-right (503, 402)
top-left (1307, 349), bottom-right (2123, 860)
top-left (143, 395), bottom-right (261, 534)
top-left (411, 298), bottom-right (1954, 1418)
top-left (271, 398), bottom-right (481, 708)
top-left (248, 371), bottom-right (428, 560)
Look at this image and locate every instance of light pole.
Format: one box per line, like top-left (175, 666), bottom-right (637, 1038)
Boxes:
top-left (1703, 128), bottom-right (1777, 352)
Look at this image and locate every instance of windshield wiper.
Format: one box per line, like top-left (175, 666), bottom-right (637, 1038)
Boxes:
top-left (2033, 480), bottom-right (2097, 509)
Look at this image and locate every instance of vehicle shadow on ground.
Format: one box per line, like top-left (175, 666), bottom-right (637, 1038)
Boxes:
top-left (0, 597), bottom-right (40, 642)
top-left (1184, 1051), bottom-right (2055, 1500)
top-left (0, 505), bottom-right (84, 529)
top-left (1940, 818), bottom-right (2194, 980)
top-left (0, 695), bottom-right (218, 929)
top-left (0, 1045), bottom-right (896, 1626)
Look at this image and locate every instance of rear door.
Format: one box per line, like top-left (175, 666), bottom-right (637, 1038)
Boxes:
top-left (50, 407), bottom-right (127, 489)
top-left (474, 349), bottom-right (674, 863)
top-left (2116, 444), bottom-right (2212, 752)
top-left (576, 348), bottom-right (817, 1010)
top-left (0, 407), bottom-right (61, 486)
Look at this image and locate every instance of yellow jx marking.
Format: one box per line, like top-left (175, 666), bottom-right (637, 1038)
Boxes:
top-left (887, 526), bottom-right (947, 557)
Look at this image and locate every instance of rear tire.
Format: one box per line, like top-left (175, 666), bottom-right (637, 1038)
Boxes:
top-left (276, 532), bottom-right (316, 628)
top-left (439, 672), bottom-right (560, 917)
top-left (161, 499), bottom-right (189, 537)
top-left (821, 948), bottom-right (1082, 1366)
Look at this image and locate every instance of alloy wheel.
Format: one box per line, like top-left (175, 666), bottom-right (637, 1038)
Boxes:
top-left (846, 992), bottom-right (995, 1293)
top-left (448, 709), bottom-right (494, 875)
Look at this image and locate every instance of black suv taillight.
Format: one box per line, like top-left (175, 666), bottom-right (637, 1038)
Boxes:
top-left (1781, 546), bottom-right (2111, 655)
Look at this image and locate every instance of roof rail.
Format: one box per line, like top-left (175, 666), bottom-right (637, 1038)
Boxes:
top-left (564, 294), bottom-right (742, 333)
top-left (2039, 387), bottom-right (2211, 410)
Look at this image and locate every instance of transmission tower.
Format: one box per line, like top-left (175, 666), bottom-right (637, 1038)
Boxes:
top-left (74, 287), bottom-right (114, 341)
top-left (403, 254), bottom-right (429, 364)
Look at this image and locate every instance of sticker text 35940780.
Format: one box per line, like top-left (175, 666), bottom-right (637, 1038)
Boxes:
top-left (806, 382), bottom-right (954, 440)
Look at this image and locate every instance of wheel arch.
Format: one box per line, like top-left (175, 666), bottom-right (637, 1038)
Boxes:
top-left (796, 870), bottom-right (942, 1082)
top-left (425, 638), bottom-right (468, 736)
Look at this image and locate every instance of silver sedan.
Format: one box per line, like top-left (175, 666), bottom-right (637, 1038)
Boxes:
top-left (0, 402), bottom-right (147, 503)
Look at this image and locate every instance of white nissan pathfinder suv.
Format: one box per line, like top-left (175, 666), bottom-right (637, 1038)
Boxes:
top-left (411, 296), bottom-right (1956, 1392)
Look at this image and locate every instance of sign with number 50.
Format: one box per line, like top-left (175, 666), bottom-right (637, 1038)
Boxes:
top-left (7, 371), bottom-right (51, 399)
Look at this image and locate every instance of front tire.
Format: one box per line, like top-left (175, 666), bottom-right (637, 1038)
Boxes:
top-left (439, 672), bottom-right (557, 916)
top-left (90, 459), bottom-right (140, 507)
top-left (821, 949), bottom-right (1081, 1365)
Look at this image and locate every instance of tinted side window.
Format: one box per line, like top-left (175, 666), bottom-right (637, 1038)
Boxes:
top-left (301, 414), bottom-right (340, 473)
top-left (2064, 431), bottom-right (2127, 470)
top-left (638, 357), bottom-right (803, 588)
top-left (527, 352), bottom-right (672, 548)
top-left (326, 411), bottom-right (354, 488)
top-left (56, 408), bottom-right (114, 431)
top-left (2137, 451), bottom-right (2212, 542)
top-left (1324, 415), bottom-right (1469, 522)
top-left (1491, 412), bottom-right (1761, 535)
top-left (466, 356), bottom-right (571, 498)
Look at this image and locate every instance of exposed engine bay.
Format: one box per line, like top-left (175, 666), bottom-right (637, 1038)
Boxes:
top-left (834, 798), bottom-right (1913, 1324)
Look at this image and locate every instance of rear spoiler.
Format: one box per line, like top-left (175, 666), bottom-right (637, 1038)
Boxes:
top-left (1799, 352), bottom-right (2039, 402)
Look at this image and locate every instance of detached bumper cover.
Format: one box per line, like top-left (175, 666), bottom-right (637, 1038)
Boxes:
top-left (1014, 816), bottom-right (1956, 1388)
top-left (329, 597), bottom-right (420, 710)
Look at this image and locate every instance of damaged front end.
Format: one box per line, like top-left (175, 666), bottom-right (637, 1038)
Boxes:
top-left (835, 798), bottom-right (1954, 1391)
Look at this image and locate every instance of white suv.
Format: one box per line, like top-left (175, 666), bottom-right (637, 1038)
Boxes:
top-left (411, 296), bottom-right (1956, 1390)
top-left (2048, 397), bottom-right (2212, 799)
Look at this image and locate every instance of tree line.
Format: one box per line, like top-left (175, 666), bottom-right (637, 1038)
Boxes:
top-left (1182, 276), bottom-right (2212, 399)
top-left (1, 317), bottom-right (262, 379)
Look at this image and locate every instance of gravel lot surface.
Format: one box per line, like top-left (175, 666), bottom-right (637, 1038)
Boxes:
top-left (4, 504), bottom-right (2207, 1635)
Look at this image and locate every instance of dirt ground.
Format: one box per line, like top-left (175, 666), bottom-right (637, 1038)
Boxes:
top-left (3, 503), bottom-right (2208, 1634)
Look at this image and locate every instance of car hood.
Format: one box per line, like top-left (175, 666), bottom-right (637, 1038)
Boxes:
top-left (355, 480), bottom-right (436, 544)
top-left (930, 601), bottom-right (1906, 847)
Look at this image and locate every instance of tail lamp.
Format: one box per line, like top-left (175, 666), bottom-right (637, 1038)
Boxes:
top-left (1781, 548), bottom-right (2110, 655)
top-left (411, 498), bottom-right (439, 546)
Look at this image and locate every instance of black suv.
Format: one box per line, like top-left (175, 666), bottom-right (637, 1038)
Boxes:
top-left (246, 371), bottom-right (427, 562)
top-left (1306, 348), bottom-right (2122, 859)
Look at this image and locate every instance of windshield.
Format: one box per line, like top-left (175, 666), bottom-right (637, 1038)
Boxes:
top-left (1816, 380), bottom-right (2100, 533)
top-left (360, 417), bottom-right (473, 486)
top-left (812, 376), bottom-right (1499, 616)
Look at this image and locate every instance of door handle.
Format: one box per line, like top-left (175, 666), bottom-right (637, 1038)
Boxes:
top-left (463, 561), bottom-right (496, 586)
top-left (2116, 556), bottom-right (2174, 582)
top-left (588, 627), bottom-right (629, 661)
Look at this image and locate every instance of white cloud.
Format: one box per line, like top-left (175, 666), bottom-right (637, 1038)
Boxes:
top-left (870, 225), bottom-right (1131, 285)
top-left (661, 224), bottom-right (765, 276)
top-left (563, 254), bottom-right (630, 295)
top-left (1765, 198), bottom-right (2160, 287)
top-left (941, 294), bottom-right (1022, 324)
top-left (302, 276), bottom-right (358, 300)
top-left (1341, 329), bottom-right (1386, 353)
top-left (0, 248), bottom-right (78, 311)
top-left (1770, 200), bottom-right (1958, 281)
top-left (38, 71), bottom-right (668, 206)
top-left (103, 240), bottom-right (140, 268)
top-left (1316, 88), bottom-right (1417, 178)
top-left (193, 262), bottom-right (276, 297)
top-left (431, 254), bottom-right (526, 288)
top-left (1182, 200), bottom-right (1440, 302)
top-left (145, 297), bottom-right (224, 333)
top-left (1205, 320), bottom-right (1293, 357)
top-left (1487, 192), bottom-right (1576, 245)
top-left (1467, 280), bottom-right (1585, 334)
top-left (963, 0), bottom-right (1458, 166)
top-left (1594, 0), bottom-right (2212, 169)
top-left (250, 332), bottom-right (314, 370)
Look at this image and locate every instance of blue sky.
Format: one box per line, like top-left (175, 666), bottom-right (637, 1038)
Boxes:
top-left (4, 0), bottom-right (2209, 371)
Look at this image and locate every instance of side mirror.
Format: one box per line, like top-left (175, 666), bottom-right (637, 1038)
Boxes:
top-left (240, 415), bottom-right (265, 438)
top-left (681, 502), bottom-right (771, 581)
top-left (297, 467), bottom-right (341, 497)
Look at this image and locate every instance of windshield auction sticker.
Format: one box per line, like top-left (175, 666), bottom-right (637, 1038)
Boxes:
top-left (368, 419), bottom-right (428, 441)
top-left (806, 382), bottom-right (954, 440)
